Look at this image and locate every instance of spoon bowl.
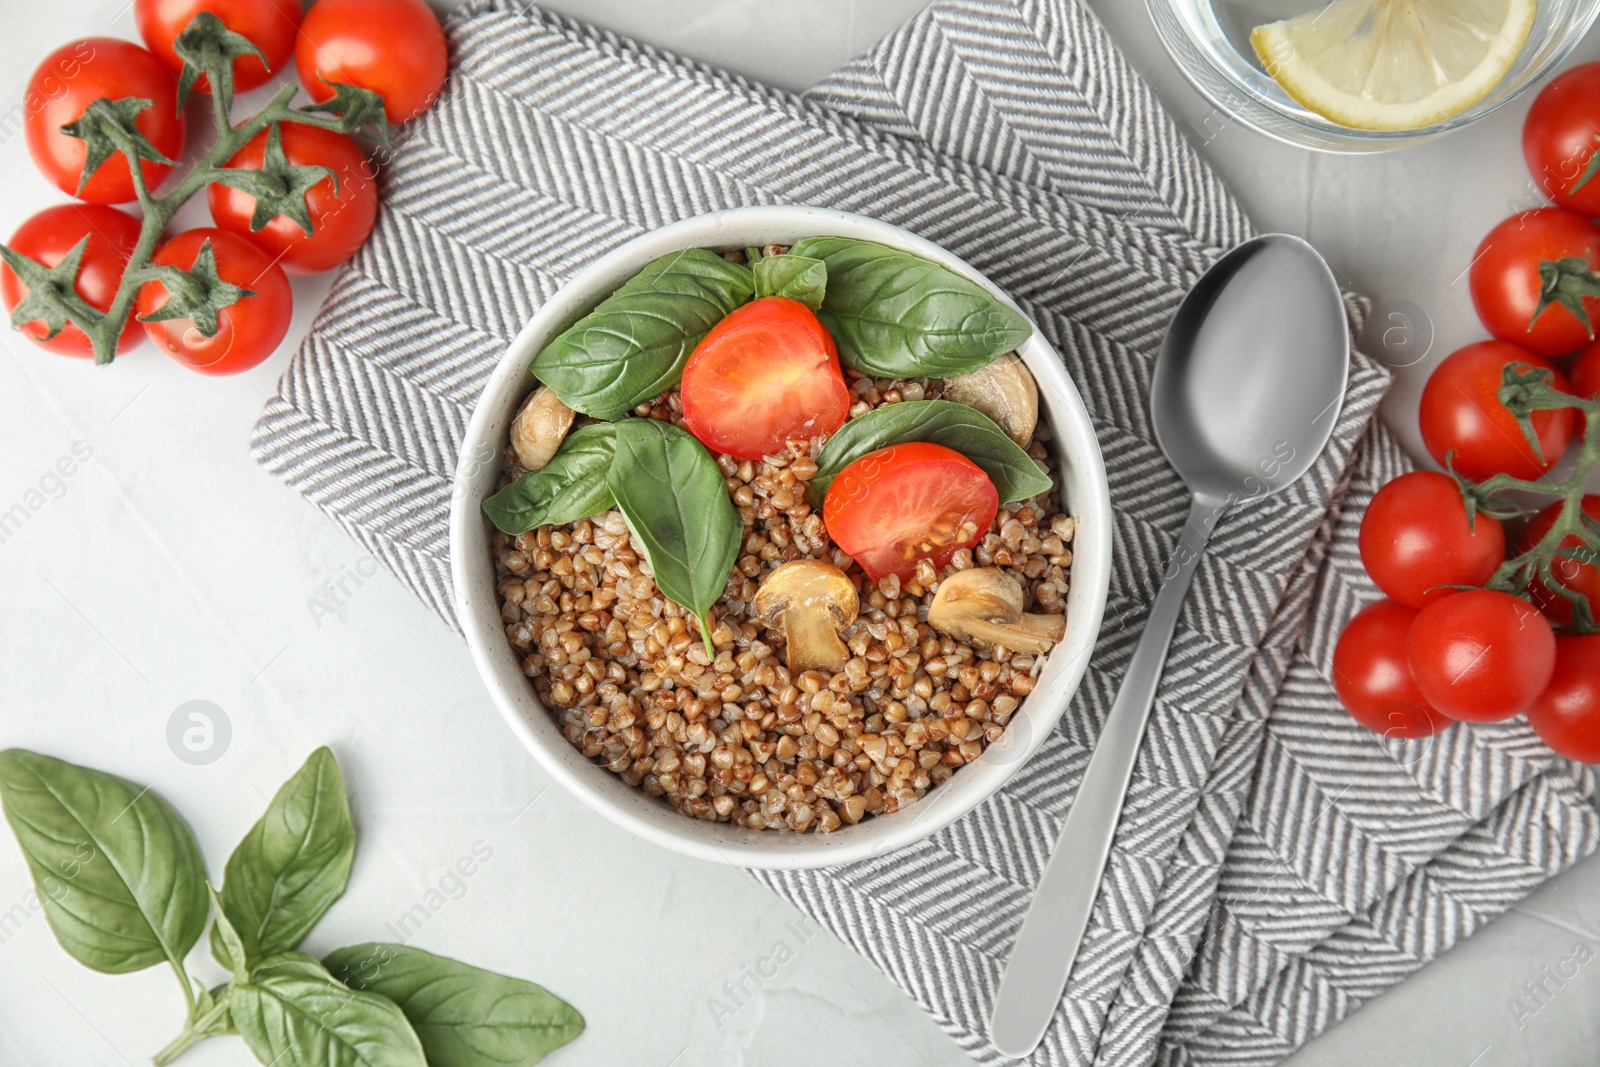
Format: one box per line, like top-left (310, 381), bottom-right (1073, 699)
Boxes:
top-left (990, 232), bottom-right (1348, 1059)
top-left (1153, 233), bottom-right (1348, 501)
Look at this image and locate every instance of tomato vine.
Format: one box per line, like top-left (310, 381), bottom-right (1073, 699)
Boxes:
top-left (1454, 362), bottom-right (1600, 634)
top-left (0, 12), bottom-right (388, 366)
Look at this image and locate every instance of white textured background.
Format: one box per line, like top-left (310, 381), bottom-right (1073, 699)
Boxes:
top-left (0, 2), bottom-right (1598, 1065)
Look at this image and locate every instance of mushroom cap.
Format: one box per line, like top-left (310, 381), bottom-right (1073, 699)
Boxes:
top-left (943, 353), bottom-right (1039, 447)
top-left (511, 385), bottom-right (577, 470)
top-left (931, 567), bottom-right (1025, 621)
top-left (751, 560), bottom-right (859, 626)
top-left (928, 567), bottom-right (1065, 655)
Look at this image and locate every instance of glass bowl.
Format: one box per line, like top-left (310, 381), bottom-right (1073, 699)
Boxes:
top-left (1147, 0), bottom-right (1600, 152)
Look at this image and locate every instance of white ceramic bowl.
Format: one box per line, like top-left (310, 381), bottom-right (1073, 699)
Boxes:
top-left (450, 206), bottom-right (1111, 869)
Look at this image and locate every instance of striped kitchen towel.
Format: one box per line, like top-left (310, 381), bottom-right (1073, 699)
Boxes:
top-left (251, 2), bottom-right (1600, 1064)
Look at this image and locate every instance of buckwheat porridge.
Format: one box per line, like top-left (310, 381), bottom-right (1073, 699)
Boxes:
top-left (486, 241), bottom-right (1074, 833)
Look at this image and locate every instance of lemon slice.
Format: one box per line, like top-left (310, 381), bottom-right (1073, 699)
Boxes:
top-left (1250, 0), bottom-right (1537, 131)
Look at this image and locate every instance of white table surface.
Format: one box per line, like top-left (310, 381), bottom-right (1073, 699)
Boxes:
top-left (2, 2), bottom-right (1598, 1065)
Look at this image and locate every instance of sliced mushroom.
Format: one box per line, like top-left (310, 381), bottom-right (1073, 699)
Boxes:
top-left (943, 353), bottom-right (1039, 446)
top-left (510, 385), bottom-right (576, 470)
top-left (927, 568), bottom-right (1064, 654)
top-left (751, 560), bottom-right (859, 673)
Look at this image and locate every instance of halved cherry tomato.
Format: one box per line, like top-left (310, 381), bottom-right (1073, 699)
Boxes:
top-left (135, 227), bottom-right (291, 375)
top-left (25, 38), bottom-right (186, 203)
top-left (1523, 63), bottom-right (1600, 221)
top-left (681, 296), bottom-right (849, 460)
top-left (295, 0), bottom-right (447, 123)
top-left (1518, 496), bottom-right (1600, 627)
top-left (1406, 590), bottom-right (1556, 723)
top-left (135, 0), bottom-right (301, 94)
top-left (1, 204), bottom-right (144, 357)
top-left (207, 123), bottom-right (377, 274)
top-left (1527, 634), bottom-right (1600, 763)
top-left (1358, 471), bottom-right (1505, 608)
top-left (823, 442), bottom-right (997, 582)
top-left (1331, 599), bottom-right (1447, 740)
top-left (1469, 208), bottom-right (1600, 358)
top-left (1417, 341), bottom-right (1574, 481)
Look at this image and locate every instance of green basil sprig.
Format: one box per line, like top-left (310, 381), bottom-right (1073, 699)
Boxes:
top-left (531, 249), bottom-right (754, 420)
top-left (752, 254), bottom-right (826, 310)
top-left (787, 236), bottom-right (1031, 377)
top-left (808, 399), bottom-right (1053, 508)
top-left (211, 747), bottom-right (354, 971)
top-left (0, 748), bottom-right (584, 1067)
top-left (483, 423), bottom-right (618, 535)
top-left (0, 749), bottom-right (209, 975)
top-left (607, 418), bottom-right (742, 657)
top-left (327, 943), bottom-right (586, 1067)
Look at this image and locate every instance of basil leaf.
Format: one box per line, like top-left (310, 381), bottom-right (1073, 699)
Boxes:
top-left (752, 254), bottom-right (826, 310)
top-left (0, 749), bottom-right (208, 975)
top-left (531, 249), bottom-right (754, 420)
top-left (787, 236), bottom-right (1030, 377)
top-left (209, 886), bottom-right (249, 985)
top-left (482, 423), bottom-right (617, 535)
top-left (808, 400), bottom-right (1053, 507)
top-left (212, 747), bottom-right (354, 972)
top-left (231, 952), bottom-right (426, 1067)
top-left (607, 418), bottom-right (741, 652)
top-left (326, 943), bottom-right (584, 1066)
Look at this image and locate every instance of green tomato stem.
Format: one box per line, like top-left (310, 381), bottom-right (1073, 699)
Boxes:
top-left (1477, 384), bottom-right (1600, 634)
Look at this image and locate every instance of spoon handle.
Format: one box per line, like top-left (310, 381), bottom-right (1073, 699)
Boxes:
top-left (989, 492), bottom-right (1221, 1059)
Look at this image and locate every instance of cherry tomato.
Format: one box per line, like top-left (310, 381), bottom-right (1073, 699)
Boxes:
top-left (823, 442), bottom-right (997, 582)
top-left (1518, 496), bottom-right (1600, 627)
top-left (1523, 63), bottom-right (1600, 221)
top-left (1527, 634), bottom-right (1600, 763)
top-left (135, 0), bottom-right (301, 94)
top-left (1571, 340), bottom-right (1600, 400)
top-left (1418, 341), bottom-right (1574, 481)
top-left (134, 228), bottom-right (291, 375)
top-left (680, 297), bottom-right (850, 460)
top-left (1470, 209), bottom-right (1600, 358)
top-left (1358, 471), bottom-right (1505, 608)
top-left (24, 38), bottom-right (186, 204)
top-left (1331, 599), bottom-right (1447, 740)
top-left (1406, 590), bottom-right (1556, 723)
top-left (1, 204), bottom-right (144, 357)
top-left (295, 0), bottom-right (448, 124)
top-left (207, 124), bottom-right (377, 275)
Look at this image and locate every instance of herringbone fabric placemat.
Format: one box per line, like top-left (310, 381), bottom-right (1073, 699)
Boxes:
top-left (804, 7), bottom-right (1600, 1065)
top-left (251, 2), bottom-right (1600, 1064)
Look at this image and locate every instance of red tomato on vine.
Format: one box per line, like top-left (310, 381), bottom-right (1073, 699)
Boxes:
top-left (135, 228), bottom-right (292, 375)
top-left (1469, 209), bottom-right (1600, 358)
top-left (207, 123), bottom-right (377, 275)
top-left (1, 205), bottom-right (145, 357)
top-left (1417, 341), bottom-right (1574, 481)
top-left (24, 38), bottom-right (187, 204)
top-left (135, 0), bottom-right (301, 94)
top-left (295, 0), bottom-right (448, 124)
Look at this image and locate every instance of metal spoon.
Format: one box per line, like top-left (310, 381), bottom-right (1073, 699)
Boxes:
top-left (988, 233), bottom-right (1348, 1059)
